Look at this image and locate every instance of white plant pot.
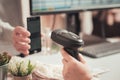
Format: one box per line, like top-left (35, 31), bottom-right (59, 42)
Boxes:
top-left (13, 74), bottom-right (32, 80)
top-left (0, 64), bottom-right (8, 80)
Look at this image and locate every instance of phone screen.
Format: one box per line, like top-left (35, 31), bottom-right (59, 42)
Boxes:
top-left (27, 17), bottom-right (41, 54)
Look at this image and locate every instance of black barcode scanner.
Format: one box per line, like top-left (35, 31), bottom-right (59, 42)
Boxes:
top-left (51, 29), bottom-right (84, 61)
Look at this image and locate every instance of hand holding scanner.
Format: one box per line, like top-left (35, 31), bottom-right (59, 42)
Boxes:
top-left (51, 29), bottom-right (84, 61)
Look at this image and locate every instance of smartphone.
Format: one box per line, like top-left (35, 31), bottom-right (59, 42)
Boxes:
top-left (27, 16), bottom-right (41, 54)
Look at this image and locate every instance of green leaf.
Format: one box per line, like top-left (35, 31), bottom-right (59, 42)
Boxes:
top-left (0, 52), bottom-right (11, 66)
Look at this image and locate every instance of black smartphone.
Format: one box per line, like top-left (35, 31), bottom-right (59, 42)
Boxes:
top-left (27, 16), bottom-right (41, 54)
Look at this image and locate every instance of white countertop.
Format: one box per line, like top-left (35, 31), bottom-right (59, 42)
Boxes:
top-left (25, 51), bottom-right (120, 80)
top-left (1, 40), bottom-right (120, 80)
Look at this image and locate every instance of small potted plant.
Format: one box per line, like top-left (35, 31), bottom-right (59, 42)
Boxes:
top-left (0, 52), bottom-right (11, 80)
top-left (8, 57), bottom-right (35, 80)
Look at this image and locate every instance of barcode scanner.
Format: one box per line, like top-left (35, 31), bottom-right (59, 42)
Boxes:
top-left (51, 29), bottom-right (84, 61)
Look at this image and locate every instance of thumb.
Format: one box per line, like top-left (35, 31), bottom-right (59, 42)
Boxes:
top-left (78, 54), bottom-right (86, 64)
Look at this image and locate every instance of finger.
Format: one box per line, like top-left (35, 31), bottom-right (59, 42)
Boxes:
top-left (14, 26), bottom-right (30, 37)
top-left (13, 35), bottom-right (31, 44)
top-left (62, 58), bottom-right (68, 77)
top-left (61, 48), bottom-right (75, 62)
top-left (62, 67), bottom-right (65, 78)
top-left (78, 54), bottom-right (86, 64)
top-left (14, 42), bottom-right (31, 51)
top-left (62, 58), bottom-right (68, 65)
top-left (16, 45), bottom-right (30, 55)
top-left (17, 49), bottom-right (29, 56)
